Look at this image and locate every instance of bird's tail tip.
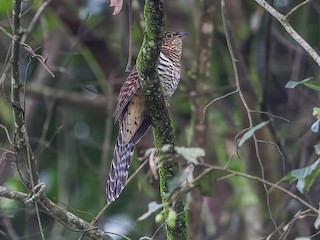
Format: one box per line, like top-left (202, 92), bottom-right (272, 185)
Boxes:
top-left (105, 136), bottom-right (134, 203)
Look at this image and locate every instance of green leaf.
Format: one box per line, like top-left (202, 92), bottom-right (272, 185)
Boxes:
top-left (167, 166), bottom-right (194, 195)
top-left (285, 77), bottom-right (313, 89)
top-left (304, 81), bottom-right (320, 91)
top-left (238, 121), bottom-right (269, 147)
top-left (313, 107), bottom-right (320, 120)
top-left (311, 120), bottom-right (319, 133)
top-left (315, 144), bottom-right (320, 156)
top-left (286, 159), bottom-right (320, 193)
top-left (138, 201), bottom-right (166, 221)
top-left (285, 77), bottom-right (320, 91)
top-left (175, 147), bottom-right (205, 164)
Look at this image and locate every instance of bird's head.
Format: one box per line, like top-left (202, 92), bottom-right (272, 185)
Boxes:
top-left (161, 31), bottom-right (188, 59)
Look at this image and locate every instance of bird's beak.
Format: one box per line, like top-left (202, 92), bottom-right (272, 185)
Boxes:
top-left (178, 32), bottom-right (188, 37)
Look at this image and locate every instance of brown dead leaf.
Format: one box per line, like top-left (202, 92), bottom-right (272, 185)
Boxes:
top-left (109, 0), bottom-right (124, 15)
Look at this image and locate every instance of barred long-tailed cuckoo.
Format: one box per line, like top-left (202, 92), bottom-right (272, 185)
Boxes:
top-left (107, 31), bottom-right (187, 203)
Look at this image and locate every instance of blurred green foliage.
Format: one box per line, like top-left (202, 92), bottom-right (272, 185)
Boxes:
top-left (0, 0), bottom-right (320, 239)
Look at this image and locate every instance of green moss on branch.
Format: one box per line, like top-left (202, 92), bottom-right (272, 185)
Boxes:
top-left (136, 0), bottom-right (187, 239)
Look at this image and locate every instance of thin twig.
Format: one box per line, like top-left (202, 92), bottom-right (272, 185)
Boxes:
top-left (25, 64), bottom-right (45, 240)
top-left (250, 110), bottom-right (290, 123)
top-left (21, 43), bottom-right (55, 77)
top-left (0, 124), bottom-right (13, 144)
top-left (0, 41), bottom-right (11, 87)
top-left (0, 147), bottom-right (15, 153)
top-left (285, 0), bottom-right (311, 18)
top-left (0, 26), bottom-right (13, 39)
top-left (0, 186), bottom-right (29, 202)
top-left (6, 1), bottom-right (112, 239)
top-left (221, 0), bottom-right (278, 232)
top-left (254, 0), bottom-right (320, 67)
top-left (36, 99), bottom-right (56, 151)
top-left (11, 0), bottom-right (42, 194)
top-left (0, 186), bottom-right (113, 240)
top-left (31, 191), bottom-right (45, 240)
top-left (91, 158), bottom-right (149, 226)
top-left (201, 89), bottom-right (238, 125)
top-left (195, 163), bottom-right (320, 214)
top-left (125, 0), bottom-right (133, 72)
top-left (99, 84), bottom-right (114, 204)
top-left (20, 0), bottom-right (52, 43)
top-left (1, 0), bottom-right (54, 88)
top-left (24, 183), bottom-right (46, 205)
top-left (35, 125), bottom-right (63, 155)
top-left (256, 140), bottom-right (286, 174)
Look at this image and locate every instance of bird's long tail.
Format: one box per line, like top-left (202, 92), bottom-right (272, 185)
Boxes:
top-left (106, 133), bottom-right (134, 203)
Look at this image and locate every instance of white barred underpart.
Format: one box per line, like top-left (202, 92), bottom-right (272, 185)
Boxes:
top-left (158, 52), bottom-right (180, 100)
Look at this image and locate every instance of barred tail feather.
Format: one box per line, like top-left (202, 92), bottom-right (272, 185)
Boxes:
top-left (106, 134), bottom-right (134, 203)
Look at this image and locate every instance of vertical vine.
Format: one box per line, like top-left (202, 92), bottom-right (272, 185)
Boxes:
top-left (11, 0), bottom-right (39, 190)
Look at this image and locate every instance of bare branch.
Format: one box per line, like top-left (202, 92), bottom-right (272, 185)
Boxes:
top-left (24, 183), bottom-right (47, 205)
top-left (20, 43), bottom-right (55, 77)
top-left (0, 186), bottom-right (113, 240)
top-left (20, 0), bottom-right (52, 43)
top-left (222, 0), bottom-right (278, 232)
top-left (254, 0), bottom-right (320, 67)
top-left (195, 163), bottom-right (320, 215)
top-left (11, 0), bottom-right (39, 192)
top-left (285, 0), bottom-right (311, 18)
top-left (26, 85), bottom-right (107, 110)
top-left (0, 124), bottom-right (13, 144)
top-left (8, 1), bottom-right (114, 239)
top-left (0, 186), bottom-right (29, 202)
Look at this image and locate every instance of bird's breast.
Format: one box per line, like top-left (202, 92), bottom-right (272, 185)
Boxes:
top-left (158, 52), bottom-right (181, 100)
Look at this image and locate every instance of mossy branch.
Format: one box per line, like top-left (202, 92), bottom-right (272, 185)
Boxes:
top-left (136, 0), bottom-right (187, 239)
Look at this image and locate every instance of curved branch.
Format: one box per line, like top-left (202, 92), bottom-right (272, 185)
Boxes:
top-left (254, 0), bottom-right (320, 67)
top-left (0, 186), bottom-right (113, 240)
top-left (136, 0), bottom-right (187, 239)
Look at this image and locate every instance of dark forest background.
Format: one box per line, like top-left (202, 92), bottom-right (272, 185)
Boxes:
top-left (0, 0), bottom-right (320, 239)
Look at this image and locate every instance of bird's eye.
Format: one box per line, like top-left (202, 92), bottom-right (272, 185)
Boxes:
top-left (165, 33), bottom-right (173, 38)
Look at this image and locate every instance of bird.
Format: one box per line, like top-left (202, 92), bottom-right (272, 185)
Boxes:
top-left (106, 31), bottom-right (187, 203)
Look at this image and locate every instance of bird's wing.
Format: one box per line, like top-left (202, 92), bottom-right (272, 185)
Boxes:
top-left (114, 67), bottom-right (141, 121)
top-left (120, 90), bottom-right (146, 144)
top-left (114, 66), bottom-right (148, 144)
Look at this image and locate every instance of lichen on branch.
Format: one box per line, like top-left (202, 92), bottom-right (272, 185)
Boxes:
top-left (136, 0), bottom-right (187, 239)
